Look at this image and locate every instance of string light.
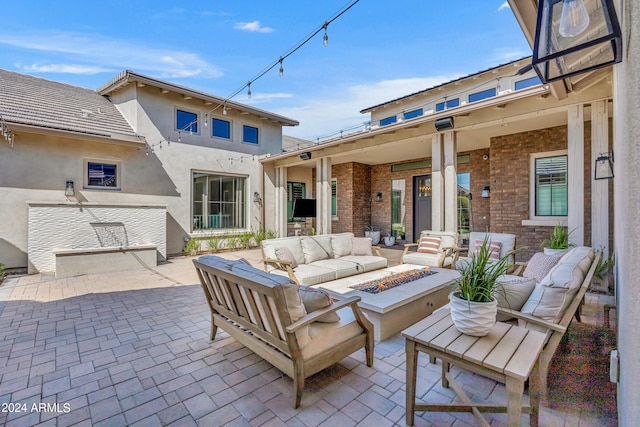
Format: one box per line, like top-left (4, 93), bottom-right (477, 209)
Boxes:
top-left (279, 58), bottom-right (284, 78)
top-left (0, 115), bottom-right (15, 147)
top-left (204, 113), bottom-right (209, 126)
top-left (323, 22), bottom-right (329, 46)
top-left (223, 103), bottom-right (227, 115)
top-left (247, 82), bottom-right (252, 99)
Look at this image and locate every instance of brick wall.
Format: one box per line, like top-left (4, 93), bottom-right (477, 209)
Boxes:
top-left (331, 162), bottom-right (371, 236)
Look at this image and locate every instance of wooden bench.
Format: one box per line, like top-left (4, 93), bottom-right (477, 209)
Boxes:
top-left (193, 256), bottom-right (374, 408)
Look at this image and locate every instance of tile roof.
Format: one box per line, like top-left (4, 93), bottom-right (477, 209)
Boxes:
top-left (0, 68), bottom-right (139, 139)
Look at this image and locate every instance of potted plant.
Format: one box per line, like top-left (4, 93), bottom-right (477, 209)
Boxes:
top-left (449, 236), bottom-right (514, 336)
top-left (541, 225), bottom-right (574, 256)
top-left (365, 226), bottom-right (381, 245)
top-left (383, 232), bottom-right (396, 247)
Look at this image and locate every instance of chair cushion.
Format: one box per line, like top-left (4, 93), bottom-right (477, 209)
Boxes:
top-left (330, 232), bottom-right (354, 258)
top-left (495, 275), bottom-right (536, 321)
top-left (339, 255), bottom-right (388, 272)
top-left (469, 232), bottom-right (515, 261)
top-left (298, 286), bottom-right (340, 323)
top-left (300, 235), bottom-right (334, 264)
top-left (418, 236), bottom-right (441, 254)
top-left (261, 237), bottom-right (305, 266)
top-left (308, 259), bottom-right (362, 278)
top-left (275, 247), bottom-right (298, 269)
top-left (474, 240), bottom-right (501, 260)
top-left (402, 252), bottom-right (442, 267)
top-left (351, 237), bottom-right (373, 256)
top-left (522, 252), bottom-right (562, 283)
top-left (197, 255), bottom-right (241, 270)
top-left (302, 307), bottom-right (364, 360)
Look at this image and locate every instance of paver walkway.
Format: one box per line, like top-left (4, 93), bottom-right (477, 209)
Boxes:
top-left (0, 249), bottom-right (617, 426)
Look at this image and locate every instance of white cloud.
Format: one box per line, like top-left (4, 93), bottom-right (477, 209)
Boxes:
top-left (21, 63), bottom-right (112, 74)
top-left (233, 21), bottom-right (274, 33)
top-left (276, 75), bottom-right (462, 140)
top-left (498, 2), bottom-right (510, 12)
top-left (246, 92), bottom-right (293, 103)
top-left (0, 31), bottom-right (223, 78)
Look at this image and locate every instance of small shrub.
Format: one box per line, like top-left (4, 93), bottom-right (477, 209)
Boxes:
top-left (184, 237), bottom-right (200, 256)
top-left (206, 234), bottom-right (223, 253)
top-left (0, 263), bottom-right (5, 283)
top-left (238, 232), bottom-right (254, 249)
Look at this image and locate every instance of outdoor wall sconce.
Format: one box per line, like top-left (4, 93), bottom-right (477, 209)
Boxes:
top-left (65, 180), bottom-right (75, 197)
top-left (481, 186), bottom-right (490, 198)
top-left (300, 152), bottom-right (312, 160)
top-left (376, 192), bottom-right (383, 202)
top-left (434, 117), bottom-right (454, 132)
top-left (532, 0), bottom-right (622, 83)
top-left (594, 152), bottom-right (614, 179)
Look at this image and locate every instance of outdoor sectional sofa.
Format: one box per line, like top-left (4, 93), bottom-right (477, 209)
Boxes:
top-left (261, 232), bottom-right (388, 286)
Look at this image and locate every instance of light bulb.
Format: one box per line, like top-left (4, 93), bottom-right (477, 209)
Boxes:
top-left (279, 59), bottom-right (284, 78)
top-left (247, 82), bottom-right (252, 99)
top-left (223, 103), bottom-right (227, 115)
top-left (559, 0), bottom-right (590, 38)
top-left (323, 22), bottom-right (328, 47)
top-left (204, 113), bottom-right (208, 126)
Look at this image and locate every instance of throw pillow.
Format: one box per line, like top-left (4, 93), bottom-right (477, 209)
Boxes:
top-left (474, 240), bottom-right (501, 260)
top-left (417, 236), bottom-right (441, 254)
top-left (494, 276), bottom-right (536, 321)
top-left (331, 233), bottom-right (354, 258)
top-left (274, 247), bottom-right (299, 269)
top-left (351, 237), bottom-right (373, 256)
top-left (298, 286), bottom-right (340, 323)
top-left (523, 252), bottom-right (562, 283)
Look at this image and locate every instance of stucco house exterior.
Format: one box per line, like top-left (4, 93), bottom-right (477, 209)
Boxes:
top-left (0, 69), bottom-right (298, 274)
top-left (261, 56), bottom-right (613, 263)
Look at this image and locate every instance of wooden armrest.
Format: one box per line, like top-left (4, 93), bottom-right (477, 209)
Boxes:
top-left (511, 262), bottom-right (528, 276)
top-left (496, 308), bottom-right (566, 333)
top-left (286, 296), bottom-right (361, 332)
top-left (263, 257), bottom-right (293, 267)
top-left (404, 243), bottom-right (418, 248)
top-left (262, 258), bottom-right (300, 284)
top-left (372, 245), bottom-right (382, 257)
top-left (402, 242), bottom-right (418, 257)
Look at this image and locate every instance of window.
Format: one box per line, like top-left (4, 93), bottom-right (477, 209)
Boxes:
top-left (457, 172), bottom-right (471, 233)
top-left (212, 118), bottom-right (231, 139)
top-left (86, 161), bottom-right (119, 189)
top-left (177, 109), bottom-right (198, 133)
top-left (331, 180), bottom-right (337, 216)
top-left (436, 98), bottom-right (460, 112)
top-left (515, 76), bottom-right (542, 90)
top-left (380, 116), bottom-right (397, 126)
top-left (468, 88), bottom-right (496, 103)
top-left (287, 182), bottom-right (306, 222)
top-left (193, 173), bottom-right (246, 230)
top-left (533, 154), bottom-right (568, 217)
top-left (403, 109), bottom-right (423, 120)
top-left (243, 125), bottom-right (259, 144)
top-left (391, 179), bottom-right (406, 239)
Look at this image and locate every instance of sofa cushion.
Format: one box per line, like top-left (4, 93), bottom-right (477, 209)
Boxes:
top-left (495, 275), bottom-right (536, 321)
top-left (402, 252), bottom-right (442, 267)
top-left (300, 235), bottom-right (334, 264)
top-left (520, 247), bottom-right (594, 331)
top-left (289, 264), bottom-right (337, 286)
top-left (298, 286), bottom-right (340, 323)
top-left (330, 232), bottom-right (354, 258)
top-left (261, 237), bottom-right (305, 266)
top-left (230, 263), bottom-right (311, 347)
top-left (275, 247), bottom-right (298, 269)
top-left (339, 255), bottom-right (387, 272)
top-left (418, 236), bottom-right (441, 254)
top-left (302, 307), bottom-right (364, 360)
top-left (523, 252), bottom-right (562, 283)
top-left (351, 237), bottom-right (373, 256)
top-left (309, 259), bottom-right (362, 278)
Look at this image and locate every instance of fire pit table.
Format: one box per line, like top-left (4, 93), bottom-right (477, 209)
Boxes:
top-left (315, 264), bottom-right (459, 341)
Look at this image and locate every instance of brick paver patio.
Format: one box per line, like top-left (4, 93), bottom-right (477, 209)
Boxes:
top-left (0, 249), bottom-right (617, 426)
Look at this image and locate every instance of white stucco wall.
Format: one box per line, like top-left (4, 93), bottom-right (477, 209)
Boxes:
top-left (614, 1), bottom-right (640, 425)
top-left (28, 203), bottom-right (166, 273)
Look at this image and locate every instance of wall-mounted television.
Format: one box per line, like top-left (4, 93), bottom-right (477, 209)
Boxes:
top-left (292, 199), bottom-right (316, 218)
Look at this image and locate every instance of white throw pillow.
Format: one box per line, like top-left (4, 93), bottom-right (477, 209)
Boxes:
top-left (494, 276), bottom-right (536, 321)
top-left (330, 232), bottom-right (354, 258)
top-left (351, 237), bottom-right (373, 256)
top-left (300, 235), bottom-right (334, 264)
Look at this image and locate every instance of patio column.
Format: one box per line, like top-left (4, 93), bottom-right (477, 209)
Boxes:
top-left (431, 134), bottom-right (445, 231)
top-left (567, 105), bottom-right (584, 246)
top-left (316, 157), bottom-right (332, 235)
top-left (275, 166), bottom-right (288, 237)
top-left (443, 131), bottom-right (458, 233)
top-left (591, 100), bottom-right (610, 255)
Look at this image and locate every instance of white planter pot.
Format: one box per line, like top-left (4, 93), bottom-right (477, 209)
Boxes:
top-left (543, 247), bottom-right (569, 256)
top-left (383, 236), bottom-right (395, 246)
top-left (449, 292), bottom-right (497, 337)
top-left (365, 231), bottom-right (381, 245)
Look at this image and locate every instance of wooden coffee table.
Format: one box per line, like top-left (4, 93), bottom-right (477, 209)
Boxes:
top-left (316, 264), bottom-right (459, 341)
top-left (403, 308), bottom-right (547, 427)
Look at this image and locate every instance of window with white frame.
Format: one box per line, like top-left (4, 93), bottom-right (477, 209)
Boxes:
top-left (530, 151), bottom-right (568, 218)
top-left (193, 172), bottom-right (246, 230)
top-left (85, 160), bottom-right (120, 189)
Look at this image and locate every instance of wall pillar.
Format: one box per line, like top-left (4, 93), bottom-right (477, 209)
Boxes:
top-left (431, 134), bottom-right (444, 231)
top-left (591, 100), bottom-right (610, 255)
top-left (443, 131), bottom-right (458, 233)
top-left (316, 157), bottom-right (332, 235)
top-left (275, 166), bottom-right (287, 237)
top-left (567, 104), bottom-right (585, 246)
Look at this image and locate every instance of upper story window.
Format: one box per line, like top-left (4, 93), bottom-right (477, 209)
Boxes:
top-left (380, 116), bottom-right (397, 126)
top-left (86, 161), bottom-right (120, 190)
top-left (212, 118), bottom-right (231, 139)
top-left (403, 109), bottom-right (423, 120)
top-left (243, 125), bottom-right (259, 144)
top-left (515, 76), bottom-right (542, 91)
top-left (177, 109), bottom-right (198, 133)
top-left (469, 88), bottom-right (496, 103)
top-left (531, 152), bottom-right (568, 217)
top-left (435, 98), bottom-right (460, 112)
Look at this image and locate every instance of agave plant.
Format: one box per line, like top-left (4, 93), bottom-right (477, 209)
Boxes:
top-left (454, 236), bottom-right (515, 303)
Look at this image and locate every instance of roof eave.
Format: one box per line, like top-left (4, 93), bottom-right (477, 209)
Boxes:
top-left (10, 122), bottom-right (147, 147)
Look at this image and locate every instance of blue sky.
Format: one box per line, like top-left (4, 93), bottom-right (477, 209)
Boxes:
top-left (0, 1), bottom-right (530, 140)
